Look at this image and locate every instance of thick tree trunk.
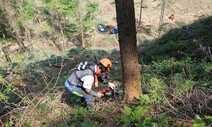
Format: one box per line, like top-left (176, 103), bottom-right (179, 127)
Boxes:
top-left (115, 0), bottom-right (142, 103)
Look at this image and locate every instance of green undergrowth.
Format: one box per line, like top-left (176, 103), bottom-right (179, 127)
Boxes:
top-left (1, 16), bottom-right (212, 127)
top-left (132, 16), bottom-right (212, 127)
top-left (139, 16), bottom-right (212, 62)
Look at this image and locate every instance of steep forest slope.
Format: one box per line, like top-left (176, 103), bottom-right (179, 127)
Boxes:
top-left (0, 0), bottom-right (211, 127)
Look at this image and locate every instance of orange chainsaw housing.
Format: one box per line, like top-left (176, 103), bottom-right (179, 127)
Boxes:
top-left (98, 87), bottom-right (112, 95)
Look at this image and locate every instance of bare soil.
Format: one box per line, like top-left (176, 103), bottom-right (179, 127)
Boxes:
top-left (92, 0), bottom-right (212, 48)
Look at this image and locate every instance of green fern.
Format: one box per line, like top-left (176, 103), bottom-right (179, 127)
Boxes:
top-left (117, 106), bottom-right (149, 126)
top-left (149, 78), bottom-right (167, 104)
top-left (193, 115), bottom-right (206, 127)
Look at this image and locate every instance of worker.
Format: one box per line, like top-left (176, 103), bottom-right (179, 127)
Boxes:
top-left (64, 58), bottom-right (115, 111)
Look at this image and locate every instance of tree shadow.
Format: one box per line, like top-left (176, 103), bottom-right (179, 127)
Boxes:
top-left (0, 47), bottom-right (122, 125)
top-left (138, 16), bottom-right (212, 63)
top-left (60, 89), bottom-right (86, 107)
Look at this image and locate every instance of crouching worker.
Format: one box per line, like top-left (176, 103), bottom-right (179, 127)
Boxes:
top-left (64, 58), bottom-right (115, 111)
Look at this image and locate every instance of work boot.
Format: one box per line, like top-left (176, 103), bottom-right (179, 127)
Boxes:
top-left (80, 97), bottom-right (87, 107)
top-left (86, 103), bottom-right (96, 112)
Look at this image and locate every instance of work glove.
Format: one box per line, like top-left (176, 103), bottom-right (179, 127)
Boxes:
top-left (96, 92), bottom-right (104, 98)
top-left (108, 82), bottom-right (115, 89)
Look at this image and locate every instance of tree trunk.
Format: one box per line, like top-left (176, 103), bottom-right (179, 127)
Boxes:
top-left (1, 0), bottom-right (27, 50)
top-left (158, 0), bottom-right (166, 37)
top-left (77, 0), bottom-right (85, 47)
top-left (115, 0), bottom-right (142, 103)
top-left (138, 0), bottom-right (144, 27)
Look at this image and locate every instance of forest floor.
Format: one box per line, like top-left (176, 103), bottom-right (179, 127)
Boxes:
top-left (1, 0), bottom-right (212, 126)
top-left (58, 1), bottom-right (212, 126)
top-left (90, 0), bottom-right (212, 49)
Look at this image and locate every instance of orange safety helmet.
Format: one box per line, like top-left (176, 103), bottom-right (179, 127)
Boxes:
top-left (99, 58), bottom-right (112, 71)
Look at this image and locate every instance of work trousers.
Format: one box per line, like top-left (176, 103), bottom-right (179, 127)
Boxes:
top-left (64, 80), bottom-right (95, 104)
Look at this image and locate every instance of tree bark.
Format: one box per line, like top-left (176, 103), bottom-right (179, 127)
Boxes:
top-left (115, 0), bottom-right (142, 103)
top-left (77, 0), bottom-right (85, 47)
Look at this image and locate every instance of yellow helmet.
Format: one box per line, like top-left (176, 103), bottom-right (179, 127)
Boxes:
top-left (99, 58), bottom-right (112, 71)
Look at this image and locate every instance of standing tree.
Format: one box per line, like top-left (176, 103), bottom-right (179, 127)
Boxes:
top-left (77, 0), bottom-right (85, 47)
top-left (138, 0), bottom-right (144, 28)
top-left (115, 0), bottom-right (142, 103)
top-left (158, 0), bottom-right (166, 37)
top-left (0, 0), bottom-right (27, 50)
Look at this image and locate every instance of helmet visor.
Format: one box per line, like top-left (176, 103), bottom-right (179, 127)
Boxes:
top-left (99, 64), bottom-right (111, 73)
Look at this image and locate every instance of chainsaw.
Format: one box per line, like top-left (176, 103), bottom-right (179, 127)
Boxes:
top-left (98, 87), bottom-right (124, 101)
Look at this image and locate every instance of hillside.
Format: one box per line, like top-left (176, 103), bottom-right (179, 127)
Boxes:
top-left (0, 0), bottom-right (212, 126)
top-left (95, 0), bottom-right (212, 47)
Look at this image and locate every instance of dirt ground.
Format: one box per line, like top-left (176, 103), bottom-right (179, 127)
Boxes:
top-left (92, 0), bottom-right (212, 49)
top-left (26, 0), bottom-right (212, 54)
